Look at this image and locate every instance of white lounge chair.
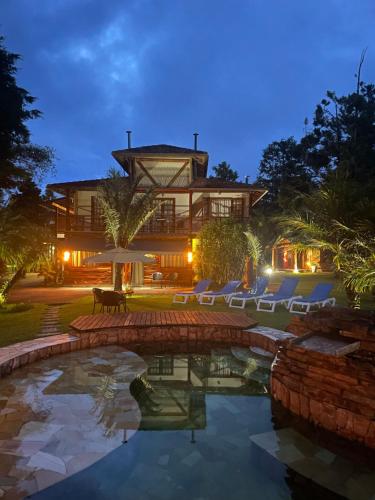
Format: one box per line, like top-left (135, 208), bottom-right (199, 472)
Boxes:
top-left (257, 277), bottom-right (300, 313)
top-left (173, 279), bottom-right (212, 304)
top-left (229, 277), bottom-right (269, 309)
top-left (199, 280), bottom-right (242, 306)
top-left (289, 283), bottom-right (336, 314)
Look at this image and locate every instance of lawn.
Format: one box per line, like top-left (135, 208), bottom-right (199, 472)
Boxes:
top-left (0, 272), bottom-right (373, 347)
top-left (59, 272), bottom-right (372, 332)
top-left (0, 304), bottom-right (47, 348)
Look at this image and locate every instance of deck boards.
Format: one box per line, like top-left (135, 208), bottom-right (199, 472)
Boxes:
top-left (70, 311), bottom-right (256, 332)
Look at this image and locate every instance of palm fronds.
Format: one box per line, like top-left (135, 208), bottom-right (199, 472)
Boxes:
top-left (244, 230), bottom-right (262, 265)
top-left (98, 169), bottom-right (157, 248)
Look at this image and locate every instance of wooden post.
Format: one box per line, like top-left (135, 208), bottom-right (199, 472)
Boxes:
top-left (66, 189), bottom-right (71, 231)
top-left (189, 191), bottom-right (193, 234)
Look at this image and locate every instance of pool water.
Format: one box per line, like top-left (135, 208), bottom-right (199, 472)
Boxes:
top-left (0, 344), bottom-right (374, 499)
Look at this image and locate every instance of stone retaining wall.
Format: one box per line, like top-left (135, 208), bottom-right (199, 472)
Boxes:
top-left (0, 325), bottom-right (284, 380)
top-left (271, 308), bottom-right (375, 449)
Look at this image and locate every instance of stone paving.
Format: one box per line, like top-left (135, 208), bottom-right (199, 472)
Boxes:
top-left (38, 305), bottom-right (62, 338)
top-left (250, 427), bottom-right (375, 500)
top-left (0, 346), bottom-right (146, 499)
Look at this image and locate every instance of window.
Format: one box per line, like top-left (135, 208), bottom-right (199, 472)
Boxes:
top-left (148, 356), bottom-right (174, 375)
top-left (91, 196), bottom-right (104, 230)
top-left (209, 198), bottom-right (243, 218)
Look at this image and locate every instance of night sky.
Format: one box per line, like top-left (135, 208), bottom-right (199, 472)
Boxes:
top-left (1, 0), bottom-right (374, 185)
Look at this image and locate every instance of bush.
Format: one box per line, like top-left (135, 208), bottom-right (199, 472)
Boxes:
top-left (1, 303), bottom-right (34, 314)
top-left (196, 218), bottom-right (248, 285)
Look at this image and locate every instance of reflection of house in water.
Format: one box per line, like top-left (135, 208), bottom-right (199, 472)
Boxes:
top-left (133, 351), bottom-right (270, 432)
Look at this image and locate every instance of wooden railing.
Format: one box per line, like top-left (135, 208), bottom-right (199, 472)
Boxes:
top-left (56, 204), bottom-right (250, 234)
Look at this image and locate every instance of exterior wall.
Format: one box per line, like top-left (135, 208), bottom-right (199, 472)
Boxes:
top-left (134, 158), bottom-right (192, 187)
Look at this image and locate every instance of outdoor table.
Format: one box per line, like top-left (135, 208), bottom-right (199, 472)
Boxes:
top-left (116, 290), bottom-right (134, 312)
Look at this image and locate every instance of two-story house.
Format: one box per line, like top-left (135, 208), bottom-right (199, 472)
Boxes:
top-left (48, 137), bottom-right (267, 286)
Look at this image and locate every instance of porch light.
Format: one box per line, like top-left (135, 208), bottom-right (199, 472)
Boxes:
top-left (187, 251), bottom-right (193, 263)
top-left (63, 250), bottom-right (71, 262)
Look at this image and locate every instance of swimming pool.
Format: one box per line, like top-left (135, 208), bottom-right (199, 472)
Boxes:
top-left (0, 344), bottom-right (373, 499)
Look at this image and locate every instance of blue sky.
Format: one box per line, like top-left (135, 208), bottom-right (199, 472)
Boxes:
top-left (1, 0), bottom-right (374, 185)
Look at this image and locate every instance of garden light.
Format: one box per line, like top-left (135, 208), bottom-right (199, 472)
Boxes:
top-left (264, 267), bottom-right (273, 275)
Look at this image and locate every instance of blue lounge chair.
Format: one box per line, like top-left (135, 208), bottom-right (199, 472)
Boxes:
top-left (256, 277), bottom-right (300, 313)
top-left (173, 279), bottom-right (212, 304)
top-left (289, 283), bottom-right (335, 314)
top-left (229, 277), bottom-right (269, 309)
top-left (199, 280), bottom-right (242, 305)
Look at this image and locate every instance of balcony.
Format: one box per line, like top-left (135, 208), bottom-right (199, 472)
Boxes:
top-left (56, 202), bottom-right (250, 235)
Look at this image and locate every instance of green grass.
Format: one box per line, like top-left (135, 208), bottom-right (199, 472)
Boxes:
top-left (60, 272), bottom-right (374, 333)
top-left (1, 272), bottom-right (373, 347)
top-left (0, 304), bottom-right (47, 347)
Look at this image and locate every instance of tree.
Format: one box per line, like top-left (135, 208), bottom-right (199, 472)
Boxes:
top-left (0, 36), bottom-right (53, 198)
top-left (210, 161), bottom-right (238, 182)
top-left (279, 173), bottom-right (375, 308)
top-left (301, 82), bottom-right (375, 198)
top-left (98, 169), bottom-right (157, 290)
top-left (256, 137), bottom-right (316, 212)
top-left (196, 218), bottom-right (248, 285)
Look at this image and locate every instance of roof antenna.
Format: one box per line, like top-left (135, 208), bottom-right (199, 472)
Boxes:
top-left (126, 130), bottom-right (132, 149)
top-left (193, 132), bottom-right (199, 151)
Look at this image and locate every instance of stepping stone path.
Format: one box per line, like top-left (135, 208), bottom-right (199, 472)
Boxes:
top-left (38, 305), bottom-right (62, 337)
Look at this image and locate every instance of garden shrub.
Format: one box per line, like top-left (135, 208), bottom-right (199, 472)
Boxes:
top-left (196, 218), bottom-right (248, 285)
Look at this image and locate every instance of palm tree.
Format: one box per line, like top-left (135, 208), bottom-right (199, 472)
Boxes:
top-left (98, 169), bottom-right (157, 291)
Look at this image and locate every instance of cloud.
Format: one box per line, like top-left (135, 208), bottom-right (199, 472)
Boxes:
top-left (1, 0), bottom-right (374, 184)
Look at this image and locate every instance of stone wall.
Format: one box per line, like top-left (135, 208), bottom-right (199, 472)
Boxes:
top-left (0, 325), bottom-right (282, 380)
top-left (271, 308), bottom-right (375, 449)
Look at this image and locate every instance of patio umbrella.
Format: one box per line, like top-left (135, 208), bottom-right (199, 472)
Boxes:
top-left (83, 247), bottom-right (156, 291)
top-left (83, 247), bottom-right (156, 265)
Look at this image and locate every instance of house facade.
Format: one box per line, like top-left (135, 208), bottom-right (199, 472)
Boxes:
top-left (48, 140), bottom-right (267, 286)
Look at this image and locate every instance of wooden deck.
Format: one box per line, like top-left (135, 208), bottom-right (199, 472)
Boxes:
top-left (70, 311), bottom-right (256, 332)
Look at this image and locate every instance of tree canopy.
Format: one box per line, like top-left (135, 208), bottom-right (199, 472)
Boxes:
top-left (0, 36), bottom-right (53, 199)
top-left (210, 161), bottom-right (239, 182)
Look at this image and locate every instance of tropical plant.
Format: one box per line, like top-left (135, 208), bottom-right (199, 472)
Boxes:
top-left (340, 238), bottom-right (375, 301)
top-left (98, 169), bottom-right (157, 290)
top-left (279, 177), bottom-right (375, 308)
top-left (244, 229), bottom-right (262, 285)
top-left (196, 218), bottom-right (248, 285)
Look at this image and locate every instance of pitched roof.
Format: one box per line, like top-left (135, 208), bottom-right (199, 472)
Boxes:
top-left (47, 178), bottom-right (109, 194)
top-left (113, 144), bottom-right (208, 155)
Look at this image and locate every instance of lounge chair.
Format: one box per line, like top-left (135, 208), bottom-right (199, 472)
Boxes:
top-left (229, 277), bottom-right (269, 309)
top-left (199, 280), bottom-right (242, 305)
top-left (256, 277), bottom-right (300, 313)
top-left (289, 283), bottom-right (335, 314)
top-left (173, 279), bottom-right (212, 304)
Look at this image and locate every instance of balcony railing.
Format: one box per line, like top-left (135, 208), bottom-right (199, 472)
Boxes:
top-left (56, 203), bottom-right (250, 235)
